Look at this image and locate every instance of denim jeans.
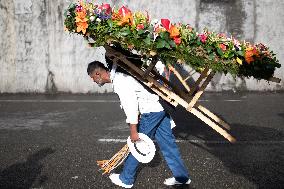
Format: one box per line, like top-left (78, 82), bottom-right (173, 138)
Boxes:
top-left (119, 111), bottom-right (189, 185)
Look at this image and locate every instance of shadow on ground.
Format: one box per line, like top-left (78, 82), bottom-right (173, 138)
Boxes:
top-left (0, 148), bottom-right (55, 189)
top-left (170, 105), bottom-right (284, 189)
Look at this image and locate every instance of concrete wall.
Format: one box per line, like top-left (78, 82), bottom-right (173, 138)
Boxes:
top-left (0, 0), bottom-right (283, 93)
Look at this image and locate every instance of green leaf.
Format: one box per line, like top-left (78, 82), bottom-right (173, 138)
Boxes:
top-left (165, 42), bottom-right (171, 49)
top-left (237, 50), bottom-right (244, 56)
top-left (209, 53), bottom-right (215, 60)
top-left (120, 28), bottom-right (131, 36)
top-left (137, 29), bottom-right (145, 35)
top-left (206, 47), bottom-right (213, 53)
top-left (156, 39), bottom-right (166, 48)
top-left (143, 37), bottom-right (151, 45)
top-left (168, 40), bottom-right (176, 48)
top-left (107, 20), bottom-right (113, 28)
top-left (160, 31), bottom-right (170, 40)
top-left (217, 48), bottom-right (224, 56)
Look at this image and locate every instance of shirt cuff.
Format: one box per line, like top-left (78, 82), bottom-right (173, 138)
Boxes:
top-left (126, 116), bottom-right (138, 124)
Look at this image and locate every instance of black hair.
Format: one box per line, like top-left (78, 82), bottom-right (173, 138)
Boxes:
top-left (87, 56), bottom-right (130, 76)
top-left (87, 61), bottom-right (108, 75)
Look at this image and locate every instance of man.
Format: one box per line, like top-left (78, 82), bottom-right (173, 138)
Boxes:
top-left (87, 59), bottom-right (190, 188)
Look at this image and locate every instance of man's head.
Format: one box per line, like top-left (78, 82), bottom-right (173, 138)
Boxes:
top-left (87, 61), bottom-right (111, 87)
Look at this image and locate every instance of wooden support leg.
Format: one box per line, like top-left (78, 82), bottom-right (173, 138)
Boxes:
top-left (196, 103), bottom-right (231, 130)
top-left (187, 71), bottom-right (215, 111)
top-left (168, 65), bottom-right (192, 93)
top-left (190, 107), bottom-right (236, 143)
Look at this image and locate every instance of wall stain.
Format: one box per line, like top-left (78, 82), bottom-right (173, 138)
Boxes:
top-left (46, 71), bottom-right (57, 93)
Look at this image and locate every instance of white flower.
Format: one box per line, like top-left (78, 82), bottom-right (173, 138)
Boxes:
top-left (150, 19), bottom-right (159, 26)
top-left (96, 18), bottom-right (101, 22)
top-left (90, 16), bottom-right (95, 22)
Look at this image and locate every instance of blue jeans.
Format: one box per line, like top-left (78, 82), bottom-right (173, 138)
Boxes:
top-left (119, 111), bottom-right (189, 185)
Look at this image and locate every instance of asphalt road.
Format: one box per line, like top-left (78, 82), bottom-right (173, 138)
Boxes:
top-left (0, 92), bottom-right (283, 189)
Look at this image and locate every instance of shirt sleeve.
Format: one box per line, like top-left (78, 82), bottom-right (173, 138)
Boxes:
top-left (114, 80), bottom-right (139, 124)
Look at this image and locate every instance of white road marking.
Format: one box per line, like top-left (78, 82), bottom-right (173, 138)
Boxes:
top-left (0, 99), bottom-right (242, 102)
top-left (98, 138), bottom-right (284, 144)
top-left (0, 99), bottom-right (114, 103)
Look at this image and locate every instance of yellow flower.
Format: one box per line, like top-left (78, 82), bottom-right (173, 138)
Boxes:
top-left (236, 57), bottom-right (242, 65)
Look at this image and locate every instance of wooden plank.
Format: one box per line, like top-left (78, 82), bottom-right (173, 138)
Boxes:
top-left (196, 103), bottom-right (231, 130)
top-left (187, 71), bottom-right (215, 111)
top-left (189, 67), bottom-right (209, 96)
top-left (168, 65), bottom-right (192, 93)
top-left (184, 69), bottom-right (196, 82)
top-left (190, 108), bottom-right (236, 143)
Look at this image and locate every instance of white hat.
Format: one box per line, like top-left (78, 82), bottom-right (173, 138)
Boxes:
top-left (127, 133), bottom-right (156, 163)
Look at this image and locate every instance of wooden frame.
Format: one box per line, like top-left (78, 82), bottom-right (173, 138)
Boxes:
top-left (105, 45), bottom-right (236, 143)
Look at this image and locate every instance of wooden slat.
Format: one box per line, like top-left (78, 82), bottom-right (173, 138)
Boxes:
top-left (187, 71), bottom-right (215, 111)
top-left (168, 65), bottom-right (192, 93)
top-left (190, 107), bottom-right (236, 143)
top-left (189, 67), bottom-right (209, 96)
top-left (196, 103), bottom-right (231, 130)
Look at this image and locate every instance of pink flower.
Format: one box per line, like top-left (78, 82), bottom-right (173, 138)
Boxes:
top-left (198, 33), bottom-right (207, 43)
top-left (219, 43), bottom-right (227, 51)
top-left (136, 24), bottom-right (144, 30)
top-left (174, 37), bottom-right (181, 45)
top-left (97, 3), bottom-right (112, 15)
top-left (218, 33), bottom-right (226, 38)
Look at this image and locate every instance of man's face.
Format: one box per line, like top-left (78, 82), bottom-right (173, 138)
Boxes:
top-left (89, 68), bottom-right (110, 87)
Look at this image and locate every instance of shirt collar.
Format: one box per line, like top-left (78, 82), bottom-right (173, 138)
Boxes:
top-left (109, 62), bottom-right (117, 82)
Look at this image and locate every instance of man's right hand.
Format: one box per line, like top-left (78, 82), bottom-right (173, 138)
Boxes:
top-left (129, 124), bottom-right (140, 142)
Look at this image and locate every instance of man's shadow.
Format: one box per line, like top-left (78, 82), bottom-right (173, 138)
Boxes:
top-left (170, 105), bottom-right (284, 189)
top-left (0, 148), bottom-right (55, 189)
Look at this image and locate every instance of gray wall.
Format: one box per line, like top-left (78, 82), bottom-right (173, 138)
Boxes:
top-left (0, 0), bottom-right (283, 93)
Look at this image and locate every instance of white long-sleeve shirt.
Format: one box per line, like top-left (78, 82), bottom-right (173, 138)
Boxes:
top-left (110, 64), bottom-right (164, 124)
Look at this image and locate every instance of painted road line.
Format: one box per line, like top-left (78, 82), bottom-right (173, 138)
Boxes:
top-left (0, 100), bottom-right (120, 103)
top-left (98, 138), bottom-right (284, 144)
top-left (0, 99), bottom-right (242, 102)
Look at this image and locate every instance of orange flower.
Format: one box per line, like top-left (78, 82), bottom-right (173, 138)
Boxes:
top-left (75, 11), bottom-right (88, 34)
top-left (117, 12), bottom-right (133, 26)
top-left (169, 25), bottom-right (180, 38)
top-left (245, 47), bottom-right (259, 64)
top-left (245, 46), bottom-right (259, 64)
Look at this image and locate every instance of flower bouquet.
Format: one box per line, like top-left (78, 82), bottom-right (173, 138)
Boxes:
top-left (64, 0), bottom-right (281, 80)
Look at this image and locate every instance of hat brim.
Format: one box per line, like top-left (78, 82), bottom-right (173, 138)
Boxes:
top-left (127, 133), bottom-right (156, 163)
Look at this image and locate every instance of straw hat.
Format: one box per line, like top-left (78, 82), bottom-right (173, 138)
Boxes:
top-left (127, 133), bottom-right (156, 163)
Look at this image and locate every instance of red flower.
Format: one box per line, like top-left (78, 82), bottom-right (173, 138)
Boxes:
top-left (219, 44), bottom-right (227, 51)
top-left (136, 24), bottom-right (144, 30)
top-left (160, 18), bottom-right (180, 38)
top-left (198, 33), bottom-right (207, 43)
top-left (161, 18), bottom-right (171, 30)
top-left (174, 37), bottom-right (181, 45)
top-left (118, 6), bottom-right (131, 17)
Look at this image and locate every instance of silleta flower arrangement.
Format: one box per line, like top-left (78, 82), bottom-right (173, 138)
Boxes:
top-left (64, 0), bottom-right (281, 80)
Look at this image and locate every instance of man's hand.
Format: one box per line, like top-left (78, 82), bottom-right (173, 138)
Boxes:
top-left (129, 124), bottom-right (140, 142)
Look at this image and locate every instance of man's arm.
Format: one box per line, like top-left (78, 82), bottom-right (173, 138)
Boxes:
top-left (129, 123), bottom-right (139, 142)
top-left (113, 77), bottom-right (140, 142)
